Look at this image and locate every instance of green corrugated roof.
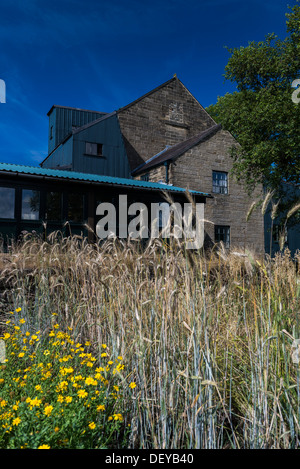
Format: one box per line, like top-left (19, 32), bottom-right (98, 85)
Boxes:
top-left (0, 163), bottom-right (211, 197)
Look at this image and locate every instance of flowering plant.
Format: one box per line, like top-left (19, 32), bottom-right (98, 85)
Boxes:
top-left (0, 308), bottom-right (134, 449)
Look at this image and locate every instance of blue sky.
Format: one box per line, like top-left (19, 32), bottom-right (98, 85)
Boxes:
top-left (0, 0), bottom-right (295, 166)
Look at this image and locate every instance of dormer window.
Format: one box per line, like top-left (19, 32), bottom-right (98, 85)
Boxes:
top-left (85, 142), bottom-right (103, 156)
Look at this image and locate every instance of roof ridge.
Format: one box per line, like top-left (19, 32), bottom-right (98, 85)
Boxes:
top-left (47, 105), bottom-right (107, 116)
top-left (116, 77), bottom-right (177, 113)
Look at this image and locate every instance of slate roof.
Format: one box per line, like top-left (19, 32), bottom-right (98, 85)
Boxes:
top-left (132, 124), bottom-right (222, 175)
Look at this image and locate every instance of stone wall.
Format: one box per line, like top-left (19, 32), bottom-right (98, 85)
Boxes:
top-left (120, 77), bottom-right (264, 253)
top-left (137, 129), bottom-right (265, 253)
top-left (171, 129), bottom-right (264, 253)
top-left (117, 77), bottom-right (215, 169)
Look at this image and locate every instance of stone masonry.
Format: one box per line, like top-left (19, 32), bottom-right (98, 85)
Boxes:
top-left (117, 76), bottom-right (265, 253)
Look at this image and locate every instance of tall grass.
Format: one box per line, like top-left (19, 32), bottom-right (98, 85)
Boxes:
top-left (0, 233), bottom-right (299, 448)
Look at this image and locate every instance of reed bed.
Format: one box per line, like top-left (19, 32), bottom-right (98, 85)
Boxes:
top-left (0, 232), bottom-right (299, 449)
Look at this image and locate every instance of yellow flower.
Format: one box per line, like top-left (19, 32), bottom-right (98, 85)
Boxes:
top-left (28, 397), bottom-right (42, 408)
top-left (85, 376), bottom-right (97, 386)
top-left (12, 417), bottom-right (21, 426)
top-left (57, 395), bottom-right (64, 403)
top-left (88, 422), bottom-right (96, 430)
top-left (58, 380), bottom-right (68, 390)
top-left (15, 308), bottom-right (22, 313)
top-left (129, 382), bottom-right (136, 389)
top-left (3, 333), bottom-right (10, 340)
top-left (97, 404), bottom-right (105, 412)
top-left (65, 396), bottom-right (72, 403)
top-left (44, 405), bottom-right (53, 416)
top-left (38, 444), bottom-right (50, 449)
top-left (108, 413), bottom-right (123, 422)
top-left (54, 427), bottom-right (59, 433)
top-left (18, 353), bottom-right (25, 358)
top-left (102, 344), bottom-right (107, 349)
top-left (77, 389), bottom-right (88, 399)
top-left (19, 319), bottom-right (25, 324)
top-left (101, 353), bottom-right (107, 358)
top-left (0, 379), bottom-right (4, 385)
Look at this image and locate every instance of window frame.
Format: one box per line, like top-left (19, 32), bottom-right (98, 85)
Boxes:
top-left (85, 142), bottom-right (103, 157)
top-left (215, 225), bottom-right (230, 248)
top-left (212, 170), bottom-right (228, 195)
top-left (21, 189), bottom-right (41, 221)
top-left (140, 173), bottom-right (150, 182)
top-left (0, 186), bottom-right (16, 219)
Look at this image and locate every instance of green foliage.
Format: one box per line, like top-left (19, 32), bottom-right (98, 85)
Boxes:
top-left (206, 4), bottom-right (300, 200)
top-left (1, 235), bottom-right (300, 448)
top-left (0, 311), bottom-right (131, 449)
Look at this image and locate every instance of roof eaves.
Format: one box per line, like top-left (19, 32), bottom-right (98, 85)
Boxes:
top-left (0, 163), bottom-right (211, 197)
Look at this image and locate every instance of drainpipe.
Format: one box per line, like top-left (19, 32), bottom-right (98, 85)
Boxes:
top-left (164, 161), bottom-right (169, 184)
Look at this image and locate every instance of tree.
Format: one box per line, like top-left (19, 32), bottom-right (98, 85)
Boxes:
top-left (206, 3), bottom-right (300, 205)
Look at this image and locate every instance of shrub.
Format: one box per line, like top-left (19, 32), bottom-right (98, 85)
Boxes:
top-left (0, 308), bottom-right (132, 449)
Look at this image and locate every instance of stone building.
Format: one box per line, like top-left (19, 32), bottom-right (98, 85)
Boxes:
top-left (0, 76), bottom-right (265, 251)
top-left (117, 76), bottom-right (265, 252)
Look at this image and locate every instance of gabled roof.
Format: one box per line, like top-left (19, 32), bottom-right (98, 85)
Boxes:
top-left (71, 111), bottom-right (117, 134)
top-left (116, 75), bottom-right (216, 123)
top-left (116, 77), bottom-right (176, 113)
top-left (40, 112), bottom-right (117, 165)
top-left (132, 124), bottom-right (222, 175)
top-left (0, 163), bottom-right (211, 197)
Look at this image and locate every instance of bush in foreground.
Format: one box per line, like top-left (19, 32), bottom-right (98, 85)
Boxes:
top-left (0, 308), bottom-right (134, 449)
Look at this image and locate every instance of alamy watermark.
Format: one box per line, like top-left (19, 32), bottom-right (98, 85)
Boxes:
top-left (291, 79), bottom-right (300, 104)
top-left (95, 195), bottom-right (205, 249)
top-left (0, 79), bottom-right (6, 103)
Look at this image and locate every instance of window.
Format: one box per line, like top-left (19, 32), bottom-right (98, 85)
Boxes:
top-left (21, 190), bottom-right (40, 220)
top-left (0, 187), bottom-right (15, 219)
top-left (215, 225), bottom-right (230, 248)
top-left (273, 225), bottom-right (288, 244)
top-left (141, 173), bottom-right (149, 182)
top-left (50, 125), bottom-right (53, 140)
top-left (67, 193), bottom-right (84, 222)
top-left (213, 171), bottom-right (228, 194)
top-left (46, 191), bottom-right (62, 221)
top-left (85, 142), bottom-right (103, 156)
